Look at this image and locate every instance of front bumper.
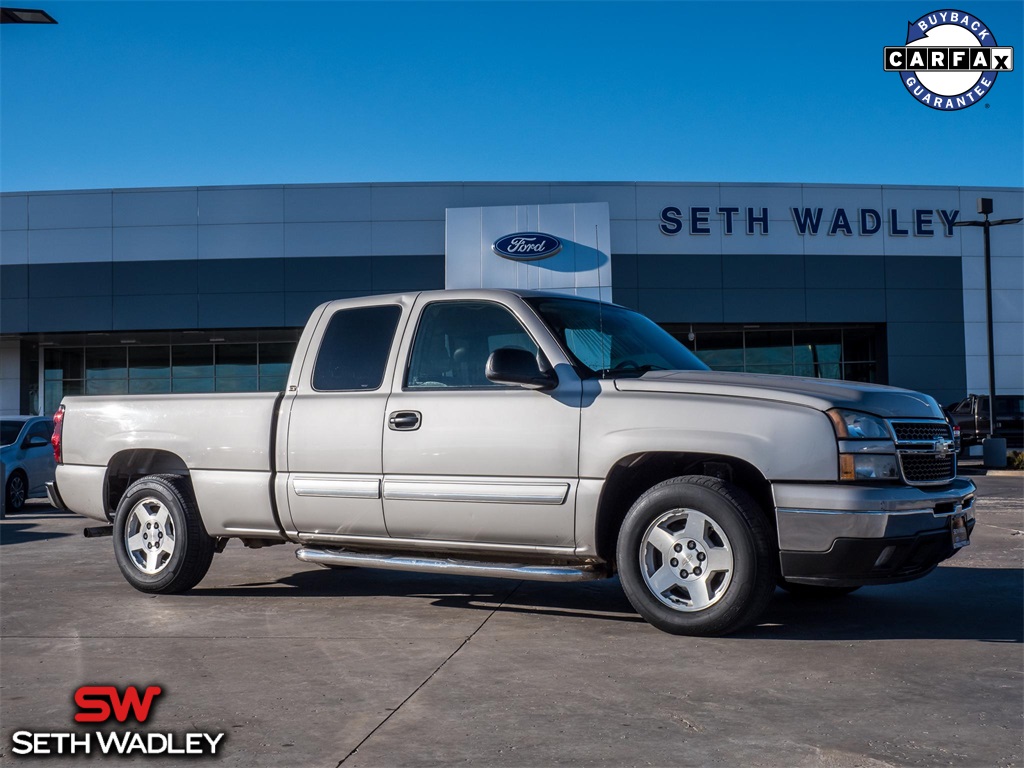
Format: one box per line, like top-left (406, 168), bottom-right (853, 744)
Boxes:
top-left (773, 477), bottom-right (976, 587)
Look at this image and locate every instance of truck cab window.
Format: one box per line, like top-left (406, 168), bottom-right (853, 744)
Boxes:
top-left (312, 305), bottom-right (402, 391)
top-left (406, 301), bottom-right (537, 388)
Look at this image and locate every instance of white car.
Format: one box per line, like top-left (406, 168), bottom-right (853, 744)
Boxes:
top-left (2, 416), bottom-right (56, 512)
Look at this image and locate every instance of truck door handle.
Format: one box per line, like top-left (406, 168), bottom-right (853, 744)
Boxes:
top-left (388, 411), bottom-right (421, 431)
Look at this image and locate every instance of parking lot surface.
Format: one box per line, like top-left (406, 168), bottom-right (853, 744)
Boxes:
top-left (1, 475), bottom-right (1021, 767)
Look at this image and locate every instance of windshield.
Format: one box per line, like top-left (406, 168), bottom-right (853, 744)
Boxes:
top-left (526, 297), bottom-right (709, 377)
top-left (1, 421), bottom-right (25, 447)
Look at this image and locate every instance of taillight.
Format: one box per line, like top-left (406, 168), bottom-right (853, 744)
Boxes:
top-left (52, 405), bottom-right (65, 464)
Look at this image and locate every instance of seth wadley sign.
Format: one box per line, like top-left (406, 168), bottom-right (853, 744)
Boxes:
top-left (659, 206), bottom-right (961, 237)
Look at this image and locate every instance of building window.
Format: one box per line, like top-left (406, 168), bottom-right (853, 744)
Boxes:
top-left (42, 335), bottom-right (299, 414)
top-left (259, 342), bottom-right (295, 392)
top-left (667, 324), bottom-right (882, 384)
top-left (128, 346), bottom-right (171, 394)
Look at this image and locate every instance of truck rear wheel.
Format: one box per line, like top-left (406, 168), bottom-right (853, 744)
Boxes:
top-left (616, 475), bottom-right (776, 636)
top-left (113, 474), bottom-right (215, 594)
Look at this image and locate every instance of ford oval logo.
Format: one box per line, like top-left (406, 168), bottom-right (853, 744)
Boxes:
top-left (492, 232), bottom-right (562, 262)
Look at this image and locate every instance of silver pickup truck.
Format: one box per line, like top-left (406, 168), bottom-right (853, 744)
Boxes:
top-left (48, 289), bottom-right (976, 636)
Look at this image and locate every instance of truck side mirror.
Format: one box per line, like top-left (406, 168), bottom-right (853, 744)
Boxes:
top-left (486, 348), bottom-right (557, 391)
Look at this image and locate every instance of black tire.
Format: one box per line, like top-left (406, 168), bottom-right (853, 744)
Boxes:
top-left (5, 471), bottom-right (28, 512)
top-left (112, 474), bottom-right (215, 594)
top-left (778, 580), bottom-right (860, 598)
top-left (616, 475), bottom-right (777, 636)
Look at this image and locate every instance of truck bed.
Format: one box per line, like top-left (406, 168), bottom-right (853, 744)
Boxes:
top-left (56, 392), bottom-right (283, 534)
top-left (60, 392), bottom-right (280, 471)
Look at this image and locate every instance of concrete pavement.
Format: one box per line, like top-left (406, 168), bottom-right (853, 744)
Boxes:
top-left (1, 475), bottom-right (1021, 767)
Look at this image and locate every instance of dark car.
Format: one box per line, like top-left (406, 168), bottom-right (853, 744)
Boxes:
top-left (947, 394), bottom-right (1024, 450)
top-left (939, 406), bottom-right (962, 455)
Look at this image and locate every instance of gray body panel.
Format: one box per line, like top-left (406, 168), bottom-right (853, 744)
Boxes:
top-left (580, 381), bottom-right (839, 482)
top-left (616, 371), bottom-right (944, 419)
top-left (279, 293), bottom-right (416, 538)
top-left (60, 392), bottom-right (279, 471)
top-left (56, 392), bottom-right (280, 533)
top-left (379, 292), bottom-right (582, 547)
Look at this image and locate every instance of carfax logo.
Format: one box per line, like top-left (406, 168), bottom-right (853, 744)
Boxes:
top-left (883, 9), bottom-right (1014, 110)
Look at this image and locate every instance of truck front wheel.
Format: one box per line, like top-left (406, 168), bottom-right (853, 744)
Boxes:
top-left (113, 474), bottom-right (215, 594)
top-left (616, 476), bottom-right (776, 636)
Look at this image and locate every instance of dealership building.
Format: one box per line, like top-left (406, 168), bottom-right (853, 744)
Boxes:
top-left (1, 181), bottom-right (1021, 417)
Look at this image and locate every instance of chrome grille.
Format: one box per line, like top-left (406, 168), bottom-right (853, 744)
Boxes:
top-left (889, 419), bottom-right (956, 485)
top-left (891, 421), bottom-right (953, 443)
top-left (899, 453), bottom-right (956, 483)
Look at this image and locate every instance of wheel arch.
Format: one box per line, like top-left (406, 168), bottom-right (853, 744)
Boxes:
top-left (104, 449), bottom-right (192, 521)
top-left (593, 451), bottom-right (776, 567)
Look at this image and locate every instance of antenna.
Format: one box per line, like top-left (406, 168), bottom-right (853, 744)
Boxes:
top-left (596, 224), bottom-right (606, 379)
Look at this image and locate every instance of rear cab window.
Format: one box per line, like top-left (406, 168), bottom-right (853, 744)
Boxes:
top-left (312, 305), bottom-right (403, 391)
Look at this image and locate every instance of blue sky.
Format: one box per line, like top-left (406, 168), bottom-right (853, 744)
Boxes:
top-left (1, 1), bottom-right (1021, 192)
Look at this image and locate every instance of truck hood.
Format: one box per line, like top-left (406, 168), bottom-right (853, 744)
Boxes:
top-left (614, 370), bottom-right (942, 419)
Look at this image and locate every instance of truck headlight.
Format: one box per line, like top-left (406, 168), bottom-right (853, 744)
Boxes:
top-left (827, 409), bottom-right (892, 440)
top-left (839, 454), bottom-right (900, 481)
top-left (828, 409), bottom-right (899, 481)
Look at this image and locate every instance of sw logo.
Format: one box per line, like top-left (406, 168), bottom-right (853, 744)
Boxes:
top-left (74, 684), bottom-right (162, 723)
top-left (883, 9), bottom-right (1014, 110)
top-left (9, 684), bottom-right (226, 757)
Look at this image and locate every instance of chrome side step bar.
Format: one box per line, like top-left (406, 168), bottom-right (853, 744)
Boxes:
top-left (295, 547), bottom-right (604, 582)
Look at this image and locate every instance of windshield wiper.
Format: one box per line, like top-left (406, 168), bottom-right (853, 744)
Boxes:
top-left (593, 363), bottom-right (668, 378)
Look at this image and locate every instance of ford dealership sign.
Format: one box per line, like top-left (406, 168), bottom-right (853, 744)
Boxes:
top-left (492, 232), bottom-right (562, 261)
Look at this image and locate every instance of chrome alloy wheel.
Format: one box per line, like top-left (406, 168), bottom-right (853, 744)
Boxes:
top-left (124, 497), bottom-right (176, 575)
top-left (639, 508), bottom-right (734, 612)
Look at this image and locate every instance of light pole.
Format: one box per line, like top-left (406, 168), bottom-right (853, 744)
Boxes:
top-left (953, 197), bottom-right (1022, 467)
